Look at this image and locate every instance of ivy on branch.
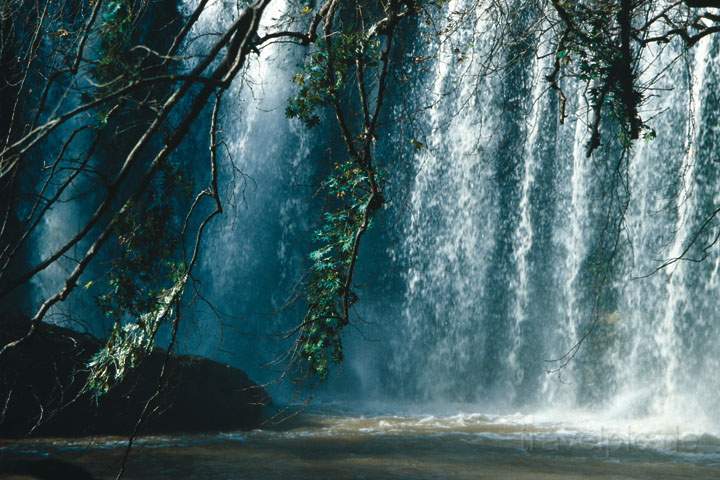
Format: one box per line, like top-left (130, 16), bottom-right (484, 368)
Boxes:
top-left (283, 0), bottom-right (412, 378)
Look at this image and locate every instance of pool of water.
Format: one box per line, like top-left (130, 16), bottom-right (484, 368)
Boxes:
top-left (2, 409), bottom-right (720, 479)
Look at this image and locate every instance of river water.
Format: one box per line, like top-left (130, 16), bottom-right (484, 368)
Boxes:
top-left (3, 407), bottom-right (720, 479)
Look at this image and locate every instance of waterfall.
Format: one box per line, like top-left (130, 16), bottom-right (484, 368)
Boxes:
top-left (384, 1), bottom-right (720, 433)
top-left (21, 0), bottom-right (720, 428)
top-left (10, 0), bottom-right (720, 439)
top-left (506, 45), bottom-right (545, 400)
top-left (177, 0), bottom-right (315, 385)
top-left (611, 33), bottom-right (720, 428)
top-left (390, 0), bottom-right (501, 402)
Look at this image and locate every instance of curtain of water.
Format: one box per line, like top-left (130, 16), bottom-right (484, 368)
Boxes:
top-left (390, 1), bottom-right (720, 433)
top-left (24, 0), bottom-right (720, 429)
top-left (177, 0), bottom-right (315, 385)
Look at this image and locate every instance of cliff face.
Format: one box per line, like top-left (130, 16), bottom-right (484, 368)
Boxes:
top-left (0, 318), bottom-right (270, 437)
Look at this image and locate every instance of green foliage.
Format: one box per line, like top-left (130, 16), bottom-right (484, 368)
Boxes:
top-left (286, 16), bottom-right (392, 378)
top-left (86, 164), bottom-right (190, 395)
top-left (86, 277), bottom-right (186, 396)
top-left (96, 0), bottom-right (137, 81)
top-left (299, 161), bottom-right (374, 377)
top-left (286, 34), bottom-right (381, 127)
top-left (554, 1), bottom-right (652, 147)
top-left (95, 165), bottom-right (188, 321)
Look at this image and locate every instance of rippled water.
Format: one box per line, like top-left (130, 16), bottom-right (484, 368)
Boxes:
top-left (3, 408), bottom-right (720, 479)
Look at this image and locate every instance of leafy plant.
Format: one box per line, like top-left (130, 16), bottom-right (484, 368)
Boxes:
top-left (86, 164), bottom-right (190, 395)
top-left (298, 161), bottom-right (375, 376)
top-left (286, 34), bottom-right (381, 127)
top-left (96, 0), bottom-right (137, 81)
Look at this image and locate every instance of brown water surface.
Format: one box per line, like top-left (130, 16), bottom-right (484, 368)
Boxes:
top-left (2, 413), bottom-right (719, 479)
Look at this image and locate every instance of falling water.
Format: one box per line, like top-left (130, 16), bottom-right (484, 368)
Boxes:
top-left (10, 1), bottom-right (720, 475)
top-left (390, 1), bottom-right (501, 402)
top-left (387, 0), bottom-right (720, 436)
top-left (177, 0), bottom-right (316, 381)
top-left (25, 0), bottom-right (720, 434)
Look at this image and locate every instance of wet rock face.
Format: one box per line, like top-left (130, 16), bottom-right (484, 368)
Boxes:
top-left (0, 318), bottom-right (270, 437)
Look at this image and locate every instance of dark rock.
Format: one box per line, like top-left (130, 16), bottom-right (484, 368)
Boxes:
top-left (0, 318), bottom-right (269, 437)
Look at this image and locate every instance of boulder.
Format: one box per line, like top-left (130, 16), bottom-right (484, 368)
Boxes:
top-left (0, 318), bottom-right (269, 437)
